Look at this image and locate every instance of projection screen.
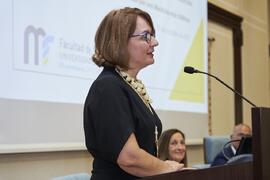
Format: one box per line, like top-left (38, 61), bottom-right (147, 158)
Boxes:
top-left (0, 0), bottom-right (208, 153)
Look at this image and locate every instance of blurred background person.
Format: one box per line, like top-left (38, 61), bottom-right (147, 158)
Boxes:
top-left (211, 123), bottom-right (252, 167)
top-left (158, 129), bottom-right (187, 167)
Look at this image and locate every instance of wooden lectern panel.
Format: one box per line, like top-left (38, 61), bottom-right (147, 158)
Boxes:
top-left (252, 107), bottom-right (270, 180)
top-left (141, 162), bottom-right (252, 180)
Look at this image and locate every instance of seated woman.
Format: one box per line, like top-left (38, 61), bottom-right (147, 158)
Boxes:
top-left (158, 129), bottom-right (187, 167)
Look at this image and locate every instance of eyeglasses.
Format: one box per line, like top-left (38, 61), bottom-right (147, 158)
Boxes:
top-left (130, 31), bottom-right (155, 43)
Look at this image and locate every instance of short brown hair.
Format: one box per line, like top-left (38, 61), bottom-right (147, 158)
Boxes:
top-left (92, 7), bottom-right (155, 70)
top-left (158, 129), bottom-right (187, 166)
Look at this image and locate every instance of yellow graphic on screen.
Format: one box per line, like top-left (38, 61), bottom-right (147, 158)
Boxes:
top-left (170, 20), bottom-right (205, 102)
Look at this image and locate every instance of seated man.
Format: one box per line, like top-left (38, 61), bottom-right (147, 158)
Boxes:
top-left (211, 123), bottom-right (252, 167)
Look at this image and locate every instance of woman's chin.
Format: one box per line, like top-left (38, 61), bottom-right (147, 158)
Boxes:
top-left (142, 59), bottom-right (154, 68)
top-left (147, 58), bottom-right (155, 65)
top-left (172, 156), bottom-right (184, 162)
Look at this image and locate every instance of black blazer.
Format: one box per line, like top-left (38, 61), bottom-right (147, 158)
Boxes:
top-left (211, 146), bottom-right (235, 167)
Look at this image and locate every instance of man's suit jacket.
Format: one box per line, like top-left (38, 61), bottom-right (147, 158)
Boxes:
top-left (211, 146), bottom-right (235, 167)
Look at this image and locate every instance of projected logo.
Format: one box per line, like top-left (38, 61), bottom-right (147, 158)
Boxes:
top-left (23, 25), bottom-right (54, 66)
top-left (13, 24), bottom-right (95, 79)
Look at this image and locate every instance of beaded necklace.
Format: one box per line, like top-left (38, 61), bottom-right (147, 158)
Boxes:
top-left (115, 68), bottom-right (159, 156)
top-left (115, 68), bottom-right (153, 113)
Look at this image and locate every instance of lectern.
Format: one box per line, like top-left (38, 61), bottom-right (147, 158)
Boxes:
top-left (142, 162), bottom-right (252, 180)
top-left (142, 107), bottom-right (270, 180)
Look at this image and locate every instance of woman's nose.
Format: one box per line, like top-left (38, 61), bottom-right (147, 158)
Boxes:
top-left (150, 36), bottom-right (159, 47)
top-left (177, 143), bottom-right (185, 150)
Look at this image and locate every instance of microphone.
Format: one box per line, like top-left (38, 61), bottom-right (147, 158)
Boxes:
top-left (184, 66), bottom-right (200, 74)
top-left (184, 66), bottom-right (257, 107)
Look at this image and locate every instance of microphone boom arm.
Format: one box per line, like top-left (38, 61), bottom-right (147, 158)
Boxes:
top-left (198, 71), bottom-right (257, 107)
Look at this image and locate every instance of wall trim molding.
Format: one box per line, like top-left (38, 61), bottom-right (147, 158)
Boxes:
top-left (208, 2), bottom-right (243, 124)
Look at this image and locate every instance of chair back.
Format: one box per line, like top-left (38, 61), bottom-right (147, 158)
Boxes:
top-left (203, 136), bottom-right (230, 164)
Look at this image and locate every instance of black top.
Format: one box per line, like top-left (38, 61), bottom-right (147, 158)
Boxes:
top-left (84, 67), bottom-right (162, 180)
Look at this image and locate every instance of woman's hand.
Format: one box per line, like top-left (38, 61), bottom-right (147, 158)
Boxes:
top-left (164, 160), bottom-right (184, 172)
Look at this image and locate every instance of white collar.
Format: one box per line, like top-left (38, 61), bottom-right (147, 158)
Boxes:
top-left (230, 145), bottom-right (237, 155)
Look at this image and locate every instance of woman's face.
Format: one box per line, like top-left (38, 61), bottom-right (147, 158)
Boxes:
top-left (168, 132), bottom-right (186, 162)
top-left (127, 16), bottom-right (159, 72)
